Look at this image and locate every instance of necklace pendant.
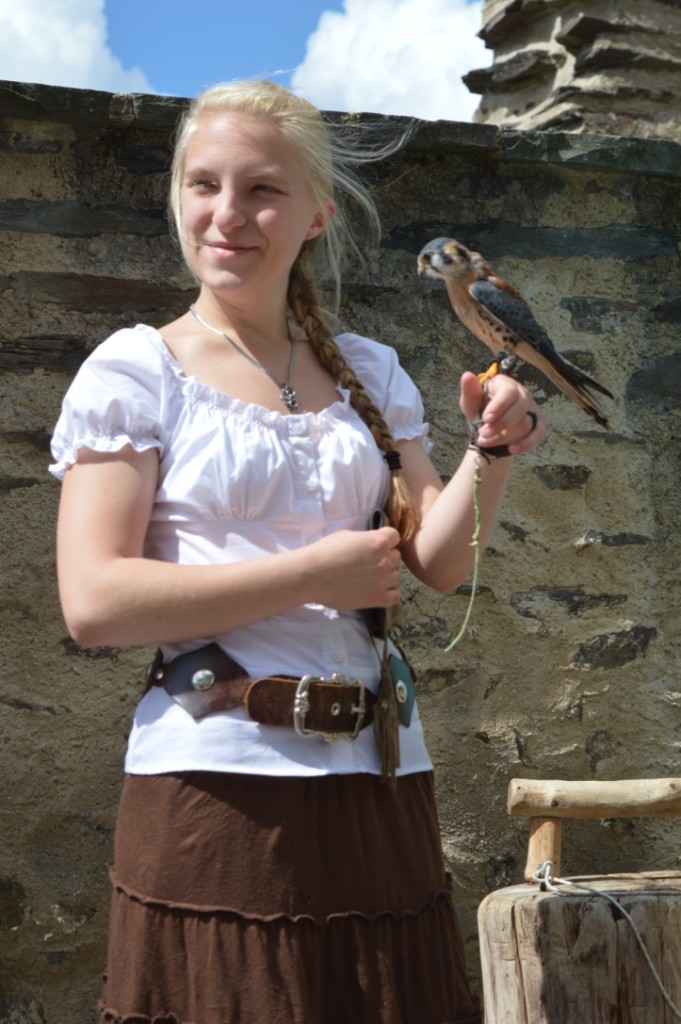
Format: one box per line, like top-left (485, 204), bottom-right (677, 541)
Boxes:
top-left (188, 306), bottom-right (299, 412)
top-left (280, 383), bottom-right (298, 411)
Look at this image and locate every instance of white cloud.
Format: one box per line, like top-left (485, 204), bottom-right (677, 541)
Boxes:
top-left (0, 0), bottom-right (153, 93)
top-left (291, 0), bottom-right (488, 122)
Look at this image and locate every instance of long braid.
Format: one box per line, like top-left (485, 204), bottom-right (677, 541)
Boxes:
top-left (288, 257), bottom-right (416, 543)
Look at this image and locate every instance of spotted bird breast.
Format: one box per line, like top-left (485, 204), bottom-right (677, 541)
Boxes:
top-left (452, 294), bottom-right (520, 357)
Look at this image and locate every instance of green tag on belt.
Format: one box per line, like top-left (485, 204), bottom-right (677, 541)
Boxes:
top-left (389, 653), bottom-right (416, 727)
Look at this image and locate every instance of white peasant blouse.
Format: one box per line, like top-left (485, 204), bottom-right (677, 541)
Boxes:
top-left (50, 324), bottom-right (434, 778)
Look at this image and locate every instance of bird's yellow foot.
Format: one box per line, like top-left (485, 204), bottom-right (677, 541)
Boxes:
top-left (477, 360), bottom-right (501, 387)
top-left (477, 350), bottom-right (517, 387)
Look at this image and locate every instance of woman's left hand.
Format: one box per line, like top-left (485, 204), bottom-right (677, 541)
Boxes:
top-left (459, 370), bottom-right (544, 457)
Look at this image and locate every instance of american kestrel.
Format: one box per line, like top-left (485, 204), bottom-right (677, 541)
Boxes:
top-left (418, 237), bottom-right (613, 430)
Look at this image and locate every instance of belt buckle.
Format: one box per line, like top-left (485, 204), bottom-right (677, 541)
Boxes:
top-left (293, 674), bottom-right (366, 742)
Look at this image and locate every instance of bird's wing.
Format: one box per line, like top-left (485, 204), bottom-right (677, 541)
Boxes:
top-left (471, 278), bottom-right (614, 412)
top-left (470, 278), bottom-right (558, 359)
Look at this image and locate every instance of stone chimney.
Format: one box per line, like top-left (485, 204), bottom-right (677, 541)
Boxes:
top-left (465, 0), bottom-right (681, 141)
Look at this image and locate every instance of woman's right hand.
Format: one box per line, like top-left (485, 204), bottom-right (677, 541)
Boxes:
top-left (305, 526), bottom-right (403, 612)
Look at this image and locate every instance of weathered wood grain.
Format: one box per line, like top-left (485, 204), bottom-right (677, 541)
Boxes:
top-left (479, 873), bottom-right (681, 1023)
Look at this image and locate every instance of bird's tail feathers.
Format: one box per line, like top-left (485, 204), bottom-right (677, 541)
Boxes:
top-left (557, 352), bottom-right (614, 400)
top-left (546, 353), bottom-right (613, 430)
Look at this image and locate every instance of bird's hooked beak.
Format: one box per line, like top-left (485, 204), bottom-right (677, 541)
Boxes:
top-left (418, 237), bottom-right (451, 279)
top-left (417, 237), bottom-right (470, 280)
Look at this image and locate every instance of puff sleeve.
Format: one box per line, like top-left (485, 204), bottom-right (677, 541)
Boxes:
top-left (337, 332), bottom-right (432, 451)
top-left (49, 326), bottom-right (167, 480)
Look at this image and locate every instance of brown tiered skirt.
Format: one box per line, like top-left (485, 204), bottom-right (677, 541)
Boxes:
top-left (100, 770), bottom-right (481, 1024)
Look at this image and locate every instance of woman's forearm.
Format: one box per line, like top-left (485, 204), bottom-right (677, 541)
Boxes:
top-left (59, 547), bottom-right (321, 648)
top-left (403, 447), bottom-right (514, 592)
top-left (57, 448), bottom-right (403, 648)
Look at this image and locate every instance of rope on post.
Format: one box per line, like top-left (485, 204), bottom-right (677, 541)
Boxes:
top-left (532, 861), bottom-right (681, 1021)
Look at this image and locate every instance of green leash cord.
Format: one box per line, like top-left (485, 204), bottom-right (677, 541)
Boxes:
top-left (444, 458), bottom-right (483, 652)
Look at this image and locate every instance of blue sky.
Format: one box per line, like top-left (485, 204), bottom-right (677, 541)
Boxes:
top-left (0, 0), bottom-right (488, 121)
top-left (104, 0), bottom-right (345, 98)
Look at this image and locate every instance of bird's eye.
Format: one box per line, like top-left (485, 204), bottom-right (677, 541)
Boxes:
top-left (455, 246), bottom-right (469, 260)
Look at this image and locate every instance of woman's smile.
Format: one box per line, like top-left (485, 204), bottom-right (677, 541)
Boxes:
top-left (201, 240), bottom-right (258, 258)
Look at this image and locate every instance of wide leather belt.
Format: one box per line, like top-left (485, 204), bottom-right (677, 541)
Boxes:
top-left (146, 643), bottom-right (374, 740)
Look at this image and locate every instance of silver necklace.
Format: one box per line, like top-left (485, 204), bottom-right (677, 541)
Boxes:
top-left (189, 304), bottom-right (298, 411)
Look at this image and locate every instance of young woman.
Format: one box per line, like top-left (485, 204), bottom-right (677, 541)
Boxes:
top-left (50, 80), bottom-right (543, 1024)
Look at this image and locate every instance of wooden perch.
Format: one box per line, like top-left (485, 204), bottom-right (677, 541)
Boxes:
top-left (508, 778), bottom-right (681, 880)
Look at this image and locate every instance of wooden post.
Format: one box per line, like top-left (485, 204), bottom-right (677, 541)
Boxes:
top-left (479, 872), bottom-right (681, 1023)
top-left (478, 779), bottom-right (681, 1023)
top-left (525, 816), bottom-right (561, 880)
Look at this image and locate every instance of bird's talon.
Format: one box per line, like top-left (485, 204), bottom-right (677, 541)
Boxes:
top-left (477, 362), bottom-right (500, 387)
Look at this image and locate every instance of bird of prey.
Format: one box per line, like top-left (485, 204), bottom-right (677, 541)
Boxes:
top-left (417, 237), bottom-right (613, 430)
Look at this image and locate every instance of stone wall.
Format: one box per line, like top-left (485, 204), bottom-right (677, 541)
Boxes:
top-left (467, 0), bottom-right (681, 141)
top-left (1, 80), bottom-right (680, 1022)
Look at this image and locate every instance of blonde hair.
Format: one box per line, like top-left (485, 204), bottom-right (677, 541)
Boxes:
top-left (169, 80), bottom-right (416, 541)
